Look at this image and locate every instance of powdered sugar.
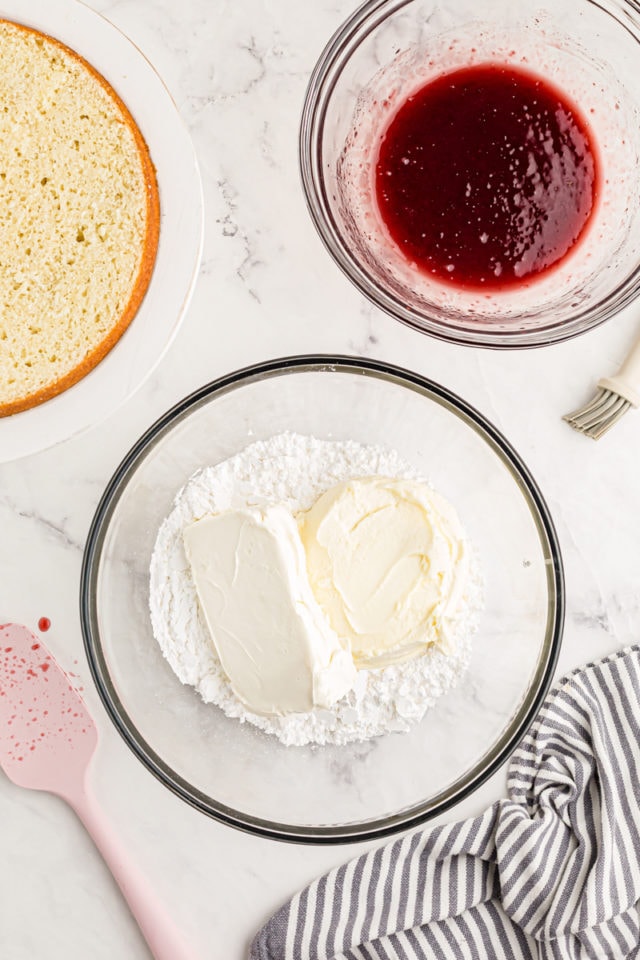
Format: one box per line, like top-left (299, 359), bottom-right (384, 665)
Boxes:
top-left (149, 433), bottom-right (482, 746)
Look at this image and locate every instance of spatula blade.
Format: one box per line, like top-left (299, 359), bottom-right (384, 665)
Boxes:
top-left (0, 623), bottom-right (97, 795)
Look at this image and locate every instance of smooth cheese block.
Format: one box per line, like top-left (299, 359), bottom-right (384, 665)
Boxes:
top-left (183, 506), bottom-right (357, 717)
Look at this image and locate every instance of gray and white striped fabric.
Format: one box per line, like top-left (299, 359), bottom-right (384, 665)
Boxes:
top-left (251, 646), bottom-right (640, 960)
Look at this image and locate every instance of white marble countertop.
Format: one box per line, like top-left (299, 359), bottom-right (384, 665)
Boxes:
top-left (2, 0), bottom-right (640, 956)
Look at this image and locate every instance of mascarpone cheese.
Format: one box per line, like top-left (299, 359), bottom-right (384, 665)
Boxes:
top-left (183, 506), bottom-right (357, 717)
top-left (298, 476), bottom-right (469, 668)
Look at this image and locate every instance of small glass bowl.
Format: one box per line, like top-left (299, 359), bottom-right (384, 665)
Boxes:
top-left (300, 0), bottom-right (640, 347)
top-left (81, 358), bottom-right (564, 843)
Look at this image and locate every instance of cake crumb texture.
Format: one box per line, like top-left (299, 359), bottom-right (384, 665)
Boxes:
top-left (0, 19), bottom-right (159, 416)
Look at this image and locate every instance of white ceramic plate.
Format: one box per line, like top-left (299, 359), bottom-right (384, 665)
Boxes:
top-left (0, 0), bottom-right (203, 462)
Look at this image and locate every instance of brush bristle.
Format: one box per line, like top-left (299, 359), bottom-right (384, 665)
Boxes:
top-left (564, 388), bottom-right (631, 439)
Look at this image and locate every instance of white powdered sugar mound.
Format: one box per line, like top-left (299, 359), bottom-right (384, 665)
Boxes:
top-left (149, 433), bottom-right (482, 746)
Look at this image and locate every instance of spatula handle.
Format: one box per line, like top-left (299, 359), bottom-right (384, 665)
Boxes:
top-left (67, 782), bottom-right (198, 960)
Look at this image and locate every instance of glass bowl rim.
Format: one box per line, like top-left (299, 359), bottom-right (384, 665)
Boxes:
top-left (298, 0), bottom-right (640, 349)
top-left (80, 355), bottom-right (565, 844)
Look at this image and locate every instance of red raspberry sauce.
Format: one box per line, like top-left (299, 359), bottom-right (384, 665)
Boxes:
top-left (375, 64), bottom-right (599, 290)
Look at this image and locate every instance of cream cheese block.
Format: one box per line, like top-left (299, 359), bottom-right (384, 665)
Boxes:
top-left (183, 506), bottom-right (357, 717)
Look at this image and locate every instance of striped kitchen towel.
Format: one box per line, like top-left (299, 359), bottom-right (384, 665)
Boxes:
top-left (250, 646), bottom-right (640, 960)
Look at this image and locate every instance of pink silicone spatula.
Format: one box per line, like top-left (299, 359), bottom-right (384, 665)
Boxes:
top-left (0, 622), bottom-right (197, 960)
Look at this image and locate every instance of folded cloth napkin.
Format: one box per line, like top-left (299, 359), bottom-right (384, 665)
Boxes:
top-left (251, 646), bottom-right (640, 960)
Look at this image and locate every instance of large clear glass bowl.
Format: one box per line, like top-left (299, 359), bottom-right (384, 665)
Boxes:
top-left (299, 0), bottom-right (640, 347)
top-left (80, 357), bottom-right (564, 843)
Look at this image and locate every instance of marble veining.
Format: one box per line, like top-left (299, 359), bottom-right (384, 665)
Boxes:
top-left (2, 0), bottom-right (640, 957)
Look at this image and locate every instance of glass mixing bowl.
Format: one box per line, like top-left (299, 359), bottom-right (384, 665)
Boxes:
top-left (81, 357), bottom-right (563, 843)
top-left (300, 0), bottom-right (640, 347)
